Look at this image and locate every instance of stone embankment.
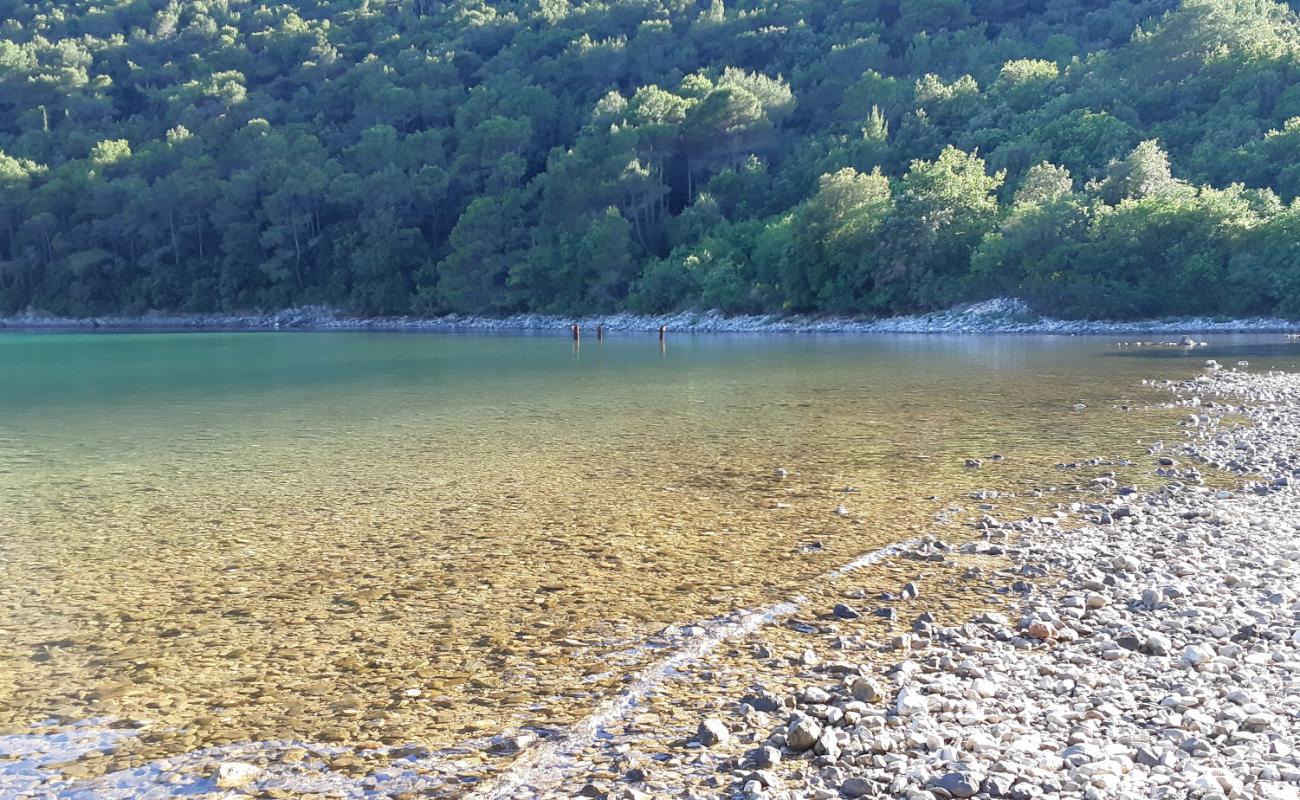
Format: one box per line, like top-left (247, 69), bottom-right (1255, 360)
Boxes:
top-left (6, 298), bottom-right (1300, 334)
top-left (707, 369), bottom-right (1300, 800)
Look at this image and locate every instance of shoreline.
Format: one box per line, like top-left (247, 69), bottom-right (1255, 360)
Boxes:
top-left (5, 298), bottom-right (1300, 335)
top-left (4, 368), bottom-right (1299, 799)
top-left (700, 369), bottom-right (1300, 800)
top-left (471, 368), bottom-right (1300, 799)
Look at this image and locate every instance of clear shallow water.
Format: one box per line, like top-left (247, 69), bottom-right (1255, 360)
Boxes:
top-left (1, 331), bottom-right (1295, 784)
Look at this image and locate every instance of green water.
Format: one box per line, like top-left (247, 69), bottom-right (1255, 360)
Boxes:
top-left (0, 331), bottom-right (1293, 767)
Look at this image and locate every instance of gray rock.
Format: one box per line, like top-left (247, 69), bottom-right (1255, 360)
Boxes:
top-left (931, 771), bottom-right (981, 798)
top-left (741, 692), bottom-right (781, 713)
top-left (747, 769), bottom-right (780, 788)
top-left (697, 718), bottom-right (730, 747)
top-left (1182, 643), bottom-right (1214, 666)
top-left (982, 774), bottom-right (1014, 797)
top-left (814, 729), bottom-right (840, 760)
top-left (1116, 632), bottom-right (1142, 651)
top-left (786, 717), bottom-right (822, 752)
top-left (849, 677), bottom-right (881, 702)
top-left (833, 603), bottom-right (861, 619)
top-left (1145, 632), bottom-right (1171, 656)
top-left (1008, 783), bottom-right (1041, 800)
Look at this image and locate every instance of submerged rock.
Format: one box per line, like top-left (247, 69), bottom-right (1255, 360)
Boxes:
top-left (832, 603), bottom-right (860, 619)
top-left (214, 762), bottom-right (261, 790)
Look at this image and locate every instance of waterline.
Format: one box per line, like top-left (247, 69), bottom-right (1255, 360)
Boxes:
top-left (1, 540), bottom-right (921, 799)
top-left (466, 538), bottom-right (921, 800)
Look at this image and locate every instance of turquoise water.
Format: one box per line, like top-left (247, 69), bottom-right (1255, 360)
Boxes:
top-left (0, 331), bottom-right (1294, 766)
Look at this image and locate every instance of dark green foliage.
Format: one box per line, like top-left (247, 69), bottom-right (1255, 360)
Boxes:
top-left (4, 0), bottom-right (1300, 320)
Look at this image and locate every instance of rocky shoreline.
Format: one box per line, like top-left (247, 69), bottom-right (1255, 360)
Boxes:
top-left (5, 298), bottom-right (1300, 335)
top-left (443, 369), bottom-right (1300, 800)
top-left (575, 368), bottom-right (1298, 800)
top-left (692, 368), bottom-right (1300, 800)
top-left (5, 369), bottom-right (1300, 800)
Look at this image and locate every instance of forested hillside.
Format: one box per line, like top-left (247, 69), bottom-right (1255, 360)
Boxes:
top-left (3, 0), bottom-right (1300, 319)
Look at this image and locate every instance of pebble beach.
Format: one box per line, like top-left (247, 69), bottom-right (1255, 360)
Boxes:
top-left (694, 369), bottom-right (1300, 800)
top-left (449, 368), bottom-right (1300, 800)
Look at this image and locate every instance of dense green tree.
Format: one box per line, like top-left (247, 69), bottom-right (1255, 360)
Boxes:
top-left (1100, 139), bottom-right (1184, 203)
top-left (875, 147), bottom-right (1005, 310)
top-left (1013, 162), bottom-right (1074, 206)
top-left (5, 0), bottom-right (1300, 320)
top-left (785, 167), bottom-right (893, 311)
top-left (992, 59), bottom-right (1059, 113)
top-left (430, 190), bottom-right (530, 313)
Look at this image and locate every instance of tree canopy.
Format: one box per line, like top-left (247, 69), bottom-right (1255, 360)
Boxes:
top-left (3, 0), bottom-right (1300, 320)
